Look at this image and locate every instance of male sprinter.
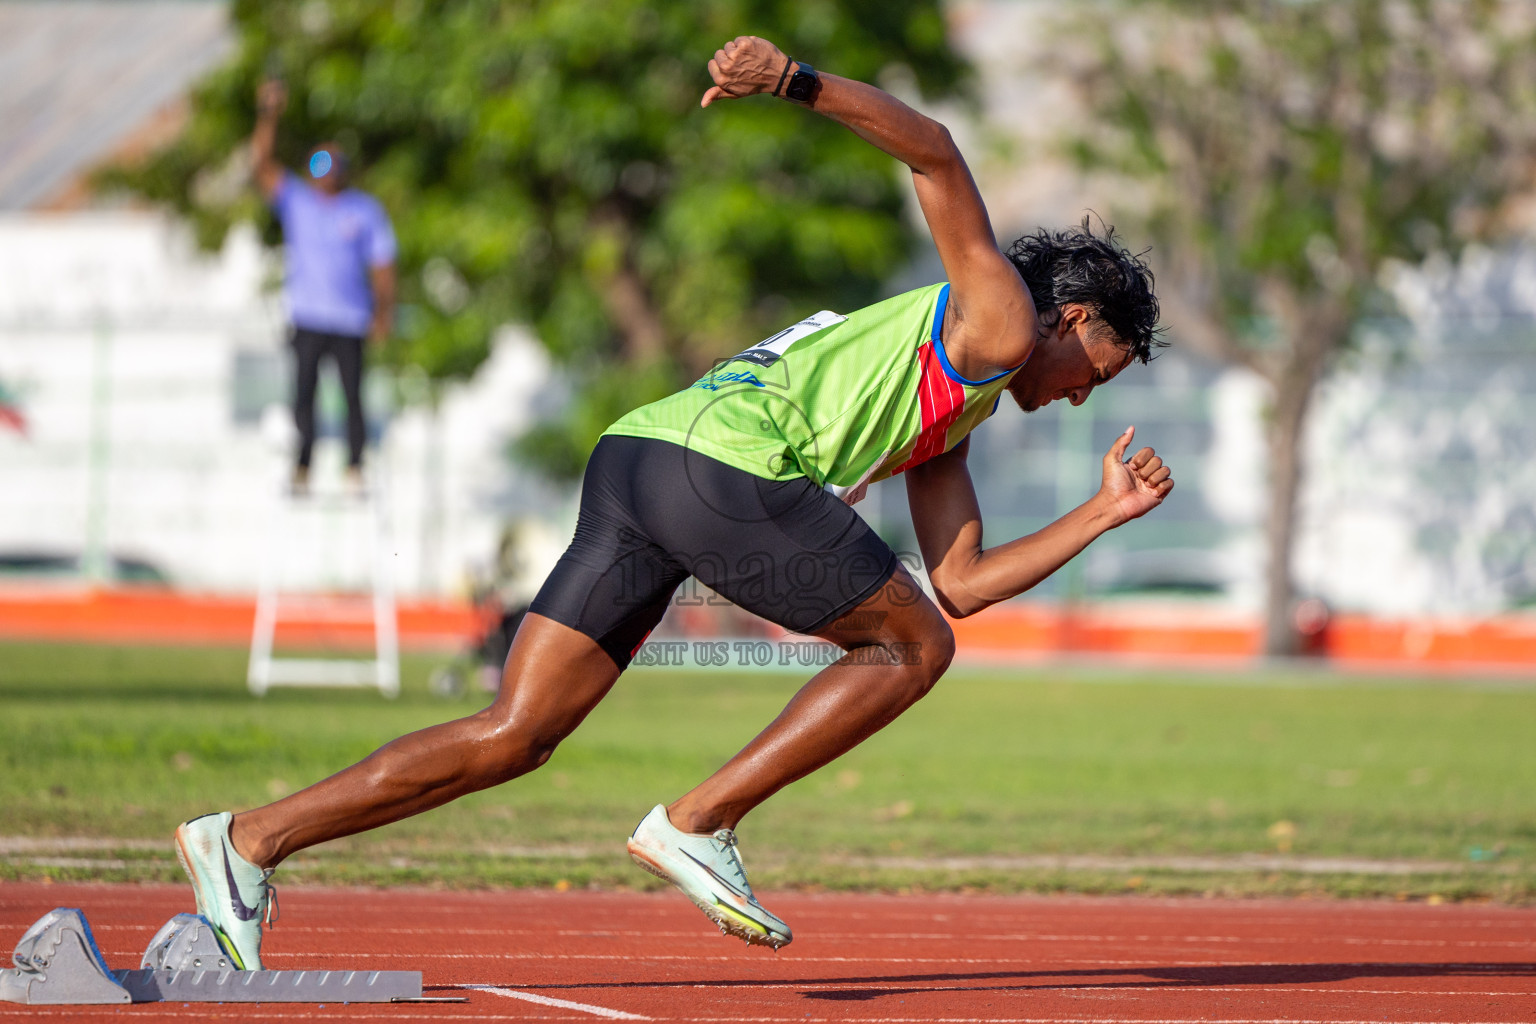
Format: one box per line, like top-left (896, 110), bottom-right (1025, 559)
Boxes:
top-left (175, 35), bottom-right (1173, 967)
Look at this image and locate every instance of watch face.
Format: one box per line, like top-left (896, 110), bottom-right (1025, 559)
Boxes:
top-left (785, 65), bottom-right (817, 102)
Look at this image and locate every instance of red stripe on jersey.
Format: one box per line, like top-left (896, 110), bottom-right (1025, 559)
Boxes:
top-left (890, 342), bottom-right (966, 476)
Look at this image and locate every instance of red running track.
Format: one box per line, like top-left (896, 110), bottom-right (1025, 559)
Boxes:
top-left (1, 883), bottom-right (1532, 1023)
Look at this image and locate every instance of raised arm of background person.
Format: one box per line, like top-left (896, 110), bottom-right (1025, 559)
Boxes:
top-left (905, 428), bottom-right (1174, 619)
top-left (251, 79), bottom-right (288, 202)
top-left (702, 36), bottom-right (1036, 381)
top-left (368, 263), bottom-right (395, 344)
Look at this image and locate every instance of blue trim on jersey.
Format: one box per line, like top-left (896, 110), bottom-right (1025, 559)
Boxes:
top-left (929, 283), bottom-right (1029, 387)
top-left (929, 284), bottom-right (950, 343)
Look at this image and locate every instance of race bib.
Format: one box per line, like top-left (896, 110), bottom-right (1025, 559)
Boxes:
top-left (730, 310), bottom-right (846, 367)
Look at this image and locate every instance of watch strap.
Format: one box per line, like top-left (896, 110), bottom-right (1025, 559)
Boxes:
top-left (772, 56), bottom-right (794, 97)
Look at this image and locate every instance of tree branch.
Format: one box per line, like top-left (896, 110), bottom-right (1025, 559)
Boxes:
top-left (1159, 276), bottom-right (1271, 382)
top-left (592, 206), bottom-right (668, 362)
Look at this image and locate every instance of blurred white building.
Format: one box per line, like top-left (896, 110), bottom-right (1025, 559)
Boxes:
top-left (0, 213), bottom-right (567, 595)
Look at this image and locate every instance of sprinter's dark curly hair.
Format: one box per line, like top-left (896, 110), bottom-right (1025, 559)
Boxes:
top-left (1006, 216), bottom-right (1163, 362)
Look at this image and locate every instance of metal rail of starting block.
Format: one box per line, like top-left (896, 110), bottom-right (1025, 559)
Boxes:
top-left (0, 907), bottom-right (439, 1005)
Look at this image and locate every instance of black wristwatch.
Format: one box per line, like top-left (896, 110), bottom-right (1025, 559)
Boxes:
top-left (783, 61), bottom-right (819, 103)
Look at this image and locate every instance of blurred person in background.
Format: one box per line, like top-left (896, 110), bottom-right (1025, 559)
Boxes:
top-left (252, 79), bottom-right (396, 495)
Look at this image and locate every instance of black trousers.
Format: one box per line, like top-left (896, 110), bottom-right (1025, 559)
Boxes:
top-left (291, 326), bottom-right (365, 469)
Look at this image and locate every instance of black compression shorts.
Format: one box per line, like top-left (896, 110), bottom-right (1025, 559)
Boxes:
top-left (529, 435), bottom-right (900, 669)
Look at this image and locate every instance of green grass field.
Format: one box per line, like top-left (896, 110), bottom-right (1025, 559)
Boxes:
top-left (1, 640), bottom-right (1531, 902)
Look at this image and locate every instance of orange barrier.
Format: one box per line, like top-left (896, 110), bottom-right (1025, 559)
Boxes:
top-left (0, 586), bottom-right (479, 651)
top-left (949, 603), bottom-right (1256, 658)
top-left (1, 587), bottom-right (1533, 672)
top-left (948, 602), bottom-right (1536, 672)
top-left (1321, 611), bottom-right (1536, 667)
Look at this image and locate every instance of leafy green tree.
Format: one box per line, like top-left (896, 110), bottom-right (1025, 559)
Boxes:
top-left (100, 0), bottom-right (965, 480)
top-left (1061, 0), bottom-right (1536, 654)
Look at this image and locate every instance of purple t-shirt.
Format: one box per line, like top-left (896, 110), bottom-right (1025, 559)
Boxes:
top-left (272, 172), bottom-right (397, 337)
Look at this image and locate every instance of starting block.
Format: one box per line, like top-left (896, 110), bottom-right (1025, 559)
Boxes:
top-left (0, 908), bottom-right (426, 1004)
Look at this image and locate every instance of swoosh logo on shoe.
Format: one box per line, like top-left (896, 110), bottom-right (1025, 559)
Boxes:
top-left (222, 844), bottom-right (263, 922)
top-left (681, 850), bottom-right (754, 903)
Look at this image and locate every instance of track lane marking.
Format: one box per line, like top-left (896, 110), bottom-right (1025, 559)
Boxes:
top-left (4, 1017), bottom-right (1535, 1024)
top-left (101, 924), bottom-right (1531, 950)
top-left (0, 1012), bottom-right (560, 1021)
top-left (197, 949), bottom-right (1536, 972)
top-left (6, 1019), bottom-right (1529, 1024)
top-left (783, 984), bottom-right (1535, 997)
top-left (467, 983), bottom-right (651, 1019)
top-left (673, 1019), bottom-right (1536, 1023)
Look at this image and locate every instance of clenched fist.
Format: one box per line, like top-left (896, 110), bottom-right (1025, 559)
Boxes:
top-left (701, 36), bottom-right (791, 107)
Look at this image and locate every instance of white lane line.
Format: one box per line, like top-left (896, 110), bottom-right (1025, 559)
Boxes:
top-left (681, 982), bottom-right (1536, 997)
top-left (104, 948), bottom-right (1251, 966)
top-left (918, 987), bottom-right (1533, 998)
top-left (1094, 988), bottom-right (1535, 997)
top-left (0, 1019), bottom-right (1529, 1024)
top-left (467, 984), bottom-right (651, 1019)
top-left (0, 1013), bottom-right (527, 1022)
top-left (212, 949), bottom-right (1536, 972)
top-left (136, 925), bottom-right (1533, 950)
top-left (0, 1013), bottom-right (526, 1022)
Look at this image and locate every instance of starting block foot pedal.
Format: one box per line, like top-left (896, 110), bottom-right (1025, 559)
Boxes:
top-left (1, 907), bottom-right (423, 1004)
top-left (0, 908), bottom-right (129, 1005)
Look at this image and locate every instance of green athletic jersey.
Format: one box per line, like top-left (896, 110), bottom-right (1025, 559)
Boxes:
top-left (605, 283), bottom-right (1022, 493)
